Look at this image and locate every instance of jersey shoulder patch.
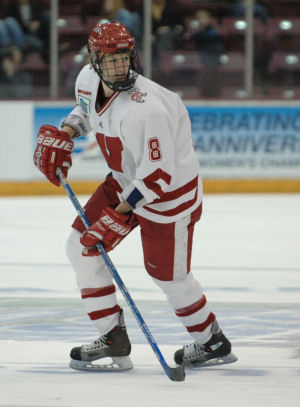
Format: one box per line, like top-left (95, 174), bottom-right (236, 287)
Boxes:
top-left (75, 65), bottom-right (98, 115)
top-left (128, 87), bottom-right (147, 103)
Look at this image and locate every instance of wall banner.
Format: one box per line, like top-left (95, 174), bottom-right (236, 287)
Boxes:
top-left (187, 106), bottom-right (300, 178)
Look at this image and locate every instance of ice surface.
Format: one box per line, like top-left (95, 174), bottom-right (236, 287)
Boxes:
top-left (0, 194), bottom-right (299, 407)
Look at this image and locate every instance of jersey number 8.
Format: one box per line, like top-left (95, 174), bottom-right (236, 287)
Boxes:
top-left (148, 137), bottom-right (162, 161)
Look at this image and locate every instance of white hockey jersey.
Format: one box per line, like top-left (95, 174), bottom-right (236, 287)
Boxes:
top-left (68, 64), bottom-right (203, 223)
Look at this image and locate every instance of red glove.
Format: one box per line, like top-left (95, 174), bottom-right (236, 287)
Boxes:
top-left (80, 207), bottom-right (135, 255)
top-left (33, 125), bottom-right (74, 186)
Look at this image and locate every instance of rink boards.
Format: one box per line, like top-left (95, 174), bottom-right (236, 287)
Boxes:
top-left (0, 100), bottom-right (300, 195)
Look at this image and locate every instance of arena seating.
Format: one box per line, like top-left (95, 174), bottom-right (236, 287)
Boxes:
top-left (2, 0), bottom-right (299, 99)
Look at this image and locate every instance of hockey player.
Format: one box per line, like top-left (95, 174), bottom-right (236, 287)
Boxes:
top-left (33, 22), bottom-right (237, 371)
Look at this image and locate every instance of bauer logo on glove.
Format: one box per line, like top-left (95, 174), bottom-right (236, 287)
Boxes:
top-left (37, 133), bottom-right (74, 151)
top-left (80, 207), bottom-right (136, 255)
top-left (33, 125), bottom-right (74, 186)
top-left (100, 214), bottom-right (131, 236)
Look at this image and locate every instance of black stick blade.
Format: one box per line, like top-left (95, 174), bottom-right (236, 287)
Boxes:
top-left (169, 364), bottom-right (185, 381)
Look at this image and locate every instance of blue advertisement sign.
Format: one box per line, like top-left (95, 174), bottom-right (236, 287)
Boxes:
top-left (187, 106), bottom-right (300, 178)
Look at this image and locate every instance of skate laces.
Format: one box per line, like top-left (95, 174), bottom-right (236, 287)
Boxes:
top-left (183, 342), bottom-right (210, 360)
top-left (82, 335), bottom-right (110, 352)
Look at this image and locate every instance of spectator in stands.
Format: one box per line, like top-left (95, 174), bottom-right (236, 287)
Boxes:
top-left (115, 1), bottom-right (142, 50)
top-left (151, 0), bottom-right (185, 63)
top-left (189, 10), bottom-right (224, 97)
top-left (104, 0), bottom-right (143, 50)
top-left (4, 0), bottom-right (50, 62)
top-left (0, 16), bottom-right (26, 48)
top-left (231, 0), bottom-right (268, 25)
top-left (0, 46), bottom-right (32, 97)
top-left (190, 10), bottom-right (224, 68)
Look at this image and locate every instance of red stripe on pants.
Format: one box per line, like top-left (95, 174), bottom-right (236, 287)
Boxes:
top-left (81, 285), bottom-right (116, 299)
top-left (186, 312), bottom-right (215, 333)
top-left (88, 305), bottom-right (121, 321)
top-left (187, 203), bottom-right (202, 272)
top-left (175, 296), bottom-right (207, 317)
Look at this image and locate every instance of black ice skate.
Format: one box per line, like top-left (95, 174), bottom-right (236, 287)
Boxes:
top-left (174, 319), bottom-right (237, 368)
top-left (69, 309), bottom-right (133, 371)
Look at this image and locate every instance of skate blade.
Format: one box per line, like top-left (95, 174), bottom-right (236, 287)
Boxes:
top-left (188, 352), bottom-right (238, 369)
top-left (69, 356), bottom-right (133, 372)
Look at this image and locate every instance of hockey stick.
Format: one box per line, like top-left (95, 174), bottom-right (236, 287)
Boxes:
top-left (56, 167), bottom-right (185, 382)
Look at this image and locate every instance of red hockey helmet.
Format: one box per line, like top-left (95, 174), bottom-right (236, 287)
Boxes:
top-left (88, 21), bottom-right (135, 54)
top-left (88, 22), bottom-right (139, 91)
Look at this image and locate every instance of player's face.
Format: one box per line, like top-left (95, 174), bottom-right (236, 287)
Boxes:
top-left (100, 52), bottom-right (131, 84)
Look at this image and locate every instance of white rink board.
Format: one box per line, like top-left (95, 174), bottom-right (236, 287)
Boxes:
top-left (0, 101), bottom-right (33, 181)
